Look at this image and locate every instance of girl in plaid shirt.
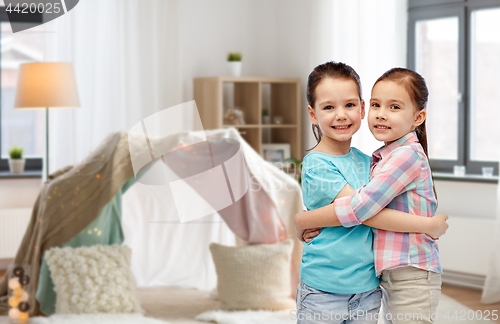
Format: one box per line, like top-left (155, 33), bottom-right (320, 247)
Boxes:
top-left (295, 63), bottom-right (448, 324)
top-left (296, 67), bottom-right (446, 324)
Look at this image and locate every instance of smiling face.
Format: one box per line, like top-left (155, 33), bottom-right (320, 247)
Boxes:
top-left (308, 77), bottom-right (365, 149)
top-left (368, 80), bottom-right (426, 144)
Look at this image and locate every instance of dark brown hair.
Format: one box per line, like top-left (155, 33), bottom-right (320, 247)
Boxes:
top-left (373, 67), bottom-right (438, 205)
top-left (306, 61), bottom-right (362, 150)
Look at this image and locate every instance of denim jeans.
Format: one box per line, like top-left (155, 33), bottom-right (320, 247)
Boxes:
top-left (296, 281), bottom-right (382, 324)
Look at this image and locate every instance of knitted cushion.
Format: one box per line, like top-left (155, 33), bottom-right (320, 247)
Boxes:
top-left (44, 244), bottom-right (143, 314)
top-left (209, 239), bottom-right (295, 311)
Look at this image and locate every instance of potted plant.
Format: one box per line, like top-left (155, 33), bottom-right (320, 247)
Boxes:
top-left (227, 52), bottom-right (242, 77)
top-left (262, 108), bottom-right (270, 124)
top-left (9, 147), bottom-right (25, 174)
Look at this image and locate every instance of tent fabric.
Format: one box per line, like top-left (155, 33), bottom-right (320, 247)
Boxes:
top-left (0, 132), bottom-right (134, 316)
top-left (36, 177), bottom-right (136, 315)
top-left (122, 128), bottom-right (304, 293)
top-left (121, 182), bottom-right (237, 290)
top-left (0, 128), bottom-right (304, 316)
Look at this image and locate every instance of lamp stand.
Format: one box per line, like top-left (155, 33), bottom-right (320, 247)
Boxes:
top-left (46, 107), bottom-right (49, 180)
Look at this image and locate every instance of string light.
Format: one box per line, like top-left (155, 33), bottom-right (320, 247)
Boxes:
top-left (8, 266), bottom-right (30, 323)
top-left (8, 296), bottom-right (19, 308)
top-left (20, 291), bottom-right (29, 302)
top-left (19, 311), bottom-right (29, 323)
top-left (8, 307), bottom-right (20, 320)
top-left (12, 287), bottom-right (23, 298)
top-left (8, 278), bottom-right (20, 290)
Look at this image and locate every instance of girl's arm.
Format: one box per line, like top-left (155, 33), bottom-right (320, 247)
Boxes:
top-left (334, 147), bottom-right (424, 228)
top-left (295, 184), bottom-right (352, 229)
top-left (295, 183), bottom-right (448, 240)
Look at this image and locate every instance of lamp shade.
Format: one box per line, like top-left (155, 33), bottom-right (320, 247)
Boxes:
top-left (14, 62), bottom-right (80, 110)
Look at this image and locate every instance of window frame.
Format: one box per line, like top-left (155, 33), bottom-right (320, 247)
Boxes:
top-left (408, 0), bottom-right (500, 177)
top-left (0, 6), bottom-right (43, 173)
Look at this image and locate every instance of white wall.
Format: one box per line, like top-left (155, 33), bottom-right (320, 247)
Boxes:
top-left (0, 178), bottom-right (41, 268)
top-left (180, 0), bottom-right (279, 100)
top-left (274, 0), bottom-right (317, 155)
top-left (434, 180), bottom-right (498, 276)
top-left (435, 180), bottom-right (497, 220)
top-left (180, 0), bottom-right (315, 157)
top-left (0, 179), bottom-right (41, 208)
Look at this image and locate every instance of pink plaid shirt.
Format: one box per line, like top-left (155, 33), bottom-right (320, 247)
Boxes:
top-left (334, 132), bottom-right (442, 276)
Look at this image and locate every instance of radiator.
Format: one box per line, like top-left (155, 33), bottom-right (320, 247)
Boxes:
top-left (0, 208), bottom-right (32, 259)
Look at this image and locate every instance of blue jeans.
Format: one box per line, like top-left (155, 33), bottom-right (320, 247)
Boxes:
top-left (296, 281), bottom-right (382, 324)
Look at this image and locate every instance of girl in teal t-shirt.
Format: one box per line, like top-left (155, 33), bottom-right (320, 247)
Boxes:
top-left (295, 62), bottom-right (448, 324)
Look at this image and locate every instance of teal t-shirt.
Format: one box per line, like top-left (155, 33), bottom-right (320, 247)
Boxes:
top-left (300, 147), bottom-right (379, 294)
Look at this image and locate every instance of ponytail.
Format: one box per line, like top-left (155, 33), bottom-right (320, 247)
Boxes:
top-left (311, 124), bottom-right (322, 146)
top-left (415, 120), bottom-right (438, 207)
top-left (415, 120), bottom-right (429, 158)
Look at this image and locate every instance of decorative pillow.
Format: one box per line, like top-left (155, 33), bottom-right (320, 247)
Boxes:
top-left (44, 244), bottom-right (143, 314)
top-left (209, 239), bottom-right (295, 311)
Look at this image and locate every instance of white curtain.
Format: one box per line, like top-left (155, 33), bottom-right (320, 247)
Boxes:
top-left (481, 169), bottom-right (500, 302)
top-left (42, 0), bottom-right (183, 174)
top-left (333, 0), bottom-right (407, 155)
top-left (308, 0), bottom-right (407, 155)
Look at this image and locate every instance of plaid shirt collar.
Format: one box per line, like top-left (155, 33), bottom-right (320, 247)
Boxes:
top-left (372, 131), bottom-right (419, 162)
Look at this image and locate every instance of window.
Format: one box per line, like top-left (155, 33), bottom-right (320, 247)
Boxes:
top-left (408, 0), bottom-right (499, 177)
top-left (0, 7), bottom-right (44, 172)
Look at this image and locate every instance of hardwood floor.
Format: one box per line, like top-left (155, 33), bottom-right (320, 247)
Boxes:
top-left (0, 270), bottom-right (498, 322)
top-left (441, 284), bottom-right (500, 323)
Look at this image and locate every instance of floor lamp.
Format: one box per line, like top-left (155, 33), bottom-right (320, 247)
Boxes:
top-left (13, 63), bottom-right (80, 180)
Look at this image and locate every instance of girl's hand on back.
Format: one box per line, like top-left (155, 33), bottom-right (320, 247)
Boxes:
top-left (302, 228), bottom-right (323, 243)
top-left (426, 214), bottom-right (449, 240)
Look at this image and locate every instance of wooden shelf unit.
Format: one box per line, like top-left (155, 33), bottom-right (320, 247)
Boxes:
top-left (193, 76), bottom-right (301, 159)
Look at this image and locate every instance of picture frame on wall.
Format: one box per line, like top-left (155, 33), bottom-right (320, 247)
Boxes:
top-left (261, 143), bottom-right (291, 163)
